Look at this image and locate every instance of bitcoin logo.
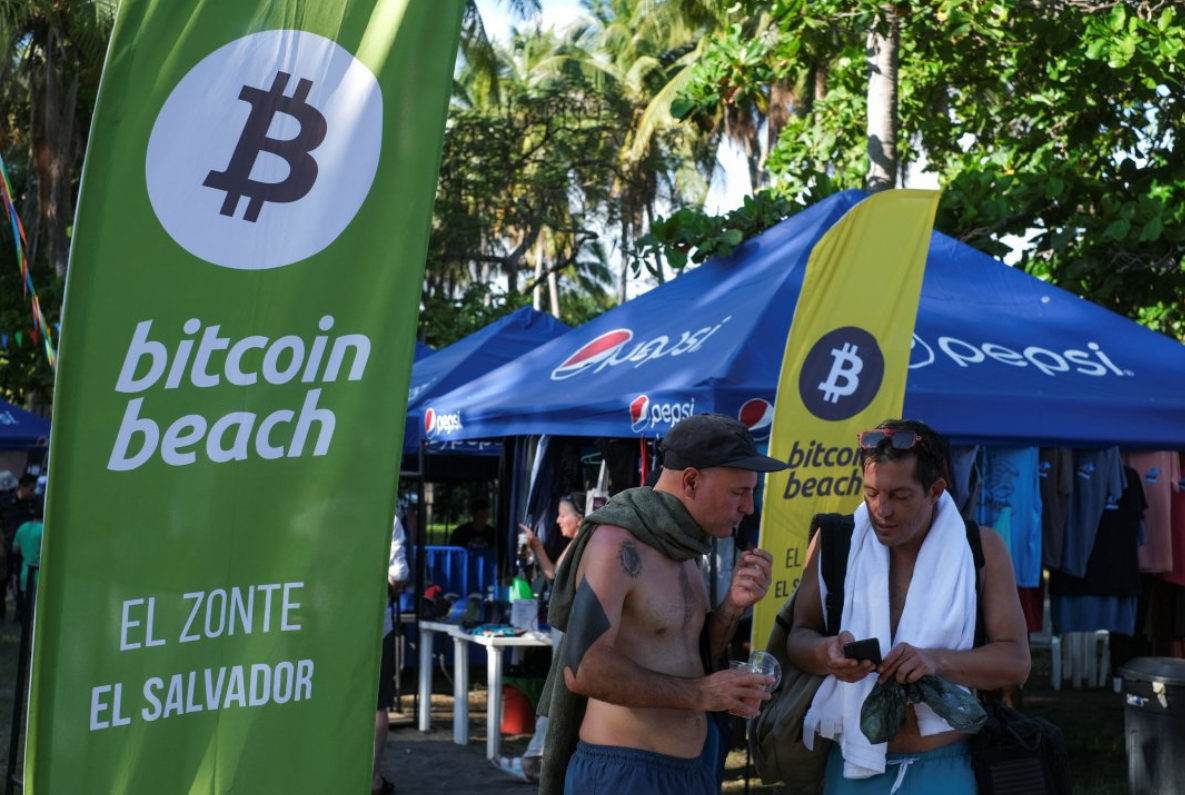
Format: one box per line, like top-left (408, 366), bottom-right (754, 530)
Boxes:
top-left (146, 30), bottom-right (382, 270)
top-left (203, 71), bottom-right (327, 222)
top-left (818, 342), bottom-right (863, 404)
top-left (799, 327), bottom-right (884, 421)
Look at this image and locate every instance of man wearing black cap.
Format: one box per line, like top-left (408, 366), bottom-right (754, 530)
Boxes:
top-left (537, 413), bottom-right (789, 795)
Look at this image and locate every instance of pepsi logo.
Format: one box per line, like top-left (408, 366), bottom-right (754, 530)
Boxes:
top-left (738, 398), bottom-right (774, 440)
top-left (551, 329), bottom-right (634, 380)
top-left (629, 395), bottom-right (651, 432)
top-left (423, 407), bottom-right (463, 437)
top-left (908, 334), bottom-right (935, 369)
top-left (628, 395), bottom-right (697, 433)
top-left (549, 317), bottom-right (733, 381)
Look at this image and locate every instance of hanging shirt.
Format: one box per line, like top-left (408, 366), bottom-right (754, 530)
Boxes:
top-left (1061, 447), bottom-right (1124, 578)
top-left (1123, 450), bottom-right (1181, 575)
top-left (981, 447), bottom-right (1043, 588)
top-left (1050, 466), bottom-right (1146, 598)
top-left (949, 445), bottom-right (980, 517)
top-left (1165, 453), bottom-right (1185, 588)
top-left (1050, 595), bottom-right (1137, 635)
top-left (1039, 448), bottom-right (1074, 571)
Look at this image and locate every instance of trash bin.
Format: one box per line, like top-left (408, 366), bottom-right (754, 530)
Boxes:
top-left (1120, 657), bottom-right (1185, 795)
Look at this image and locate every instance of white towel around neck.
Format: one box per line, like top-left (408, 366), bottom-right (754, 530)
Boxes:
top-left (803, 490), bottom-right (977, 779)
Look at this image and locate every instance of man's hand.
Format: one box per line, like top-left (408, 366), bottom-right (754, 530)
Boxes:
top-left (726, 548), bottom-right (773, 609)
top-left (877, 643), bottom-right (940, 685)
top-left (818, 631), bottom-right (876, 683)
top-left (696, 667), bottom-right (774, 717)
top-left (388, 578), bottom-right (407, 598)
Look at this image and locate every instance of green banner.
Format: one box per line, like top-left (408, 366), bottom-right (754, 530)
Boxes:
top-left (28, 2), bottom-right (462, 792)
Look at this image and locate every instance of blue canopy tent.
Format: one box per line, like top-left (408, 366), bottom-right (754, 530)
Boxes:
top-left (425, 190), bottom-right (1185, 449)
top-left (404, 306), bottom-right (570, 456)
top-left (413, 340), bottom-right (434, 361)
top-left (401, 309), bottom-right (570, 670)
top-left (0, 398), bottom-right (50, 450)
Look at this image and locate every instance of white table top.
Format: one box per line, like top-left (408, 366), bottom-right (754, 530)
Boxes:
top-left (419, 620), bottom-right (466, 635)
top-left (462, 630), bottom-right (553, 648)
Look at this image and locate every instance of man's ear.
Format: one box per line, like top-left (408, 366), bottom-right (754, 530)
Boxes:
top-left (928, 477), bottom-right (947, 502)
top-left (681, 467), bottom-right (700, 499)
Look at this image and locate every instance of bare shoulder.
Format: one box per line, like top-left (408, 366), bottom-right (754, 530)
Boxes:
top-left (975, 524), bottom-right (1021, 598)
top-left (976, 525), bottom-right (1011, 567)
top-left (579, 525), bottom-right (646, 582)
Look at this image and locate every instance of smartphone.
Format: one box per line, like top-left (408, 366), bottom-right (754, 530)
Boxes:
top-left (842, 638), bottom-right (882, 666)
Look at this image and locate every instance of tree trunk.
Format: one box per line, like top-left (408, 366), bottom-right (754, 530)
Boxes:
top-left (532, 238), bottom-right (544, 310)
top-left (864, 8), bottom-right (900, 194)
top-left (547, 267), bottom-right (559, 318)
top-left (645, 203), bottom-right (664, 284)
top-left (32, 27), bottom-right (78, 277)
top-left (618, 218), bottom-right (630, 305)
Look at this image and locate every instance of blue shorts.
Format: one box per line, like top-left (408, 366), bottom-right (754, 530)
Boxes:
top-left (564, 741), bottom-right (716, 795)
top-left (824, 742), bottom-right (977, 795)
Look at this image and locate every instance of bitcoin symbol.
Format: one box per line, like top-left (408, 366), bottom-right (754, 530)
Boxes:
top-left (203, 71), bottom-right (328, 222)
top-left (818, 342), bottom-right (863, 404)
top-left (799, 328), bottom-right (883, 420)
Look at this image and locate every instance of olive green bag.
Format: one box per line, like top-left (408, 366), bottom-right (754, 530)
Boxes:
top-left (750, 587), bottom-right (831, 788)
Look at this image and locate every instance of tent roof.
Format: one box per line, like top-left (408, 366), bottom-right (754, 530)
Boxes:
top-left (426, 191), bottom-right (1185, 449)
top-left (0, 398), bottom-right (50, 450)
top-left (405, 306), bottom-right (569, 452)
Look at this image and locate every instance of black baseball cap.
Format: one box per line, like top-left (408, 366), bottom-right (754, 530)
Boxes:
top-left (661, 413), bottom-right (789, 472)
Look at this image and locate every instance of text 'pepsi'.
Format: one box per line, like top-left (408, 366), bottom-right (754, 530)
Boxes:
top-left (910, 333), bottom-right (1130, 377)
top-left (550, 316), bottom-right (732, 380)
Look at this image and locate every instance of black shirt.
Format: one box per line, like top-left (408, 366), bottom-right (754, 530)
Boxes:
top-left (1050, 466), bottom-right (1147, 597)
top-left (0, 494), bottom-right (37, 546)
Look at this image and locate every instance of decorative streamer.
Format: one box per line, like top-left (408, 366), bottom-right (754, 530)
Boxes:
top-left (0, 147), bottom-right (58, 369)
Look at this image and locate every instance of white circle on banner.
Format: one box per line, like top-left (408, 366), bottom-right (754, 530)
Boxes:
top-left (146, 30), bottom-right (382, 270)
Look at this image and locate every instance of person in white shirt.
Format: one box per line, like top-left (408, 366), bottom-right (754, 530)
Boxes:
top-left (373, 516), bottom-right (409, 794)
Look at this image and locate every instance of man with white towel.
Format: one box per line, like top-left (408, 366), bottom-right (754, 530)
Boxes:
top-left (787, 418), bottom-right (1030, 794)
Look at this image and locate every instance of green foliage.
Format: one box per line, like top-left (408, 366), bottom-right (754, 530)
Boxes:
top-left (422, 9), bottom-right (723, 344)
top-left (668, 0), bottom-right (1185, 339)
top-left (671, 24), bottom-right (775, 126)
top-left (632, 189), bottom-right (799, 273)
top-left (418, 283), bottom-right (530, 349)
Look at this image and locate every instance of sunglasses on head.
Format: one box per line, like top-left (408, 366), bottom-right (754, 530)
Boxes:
top-left (857, 428), bottom-right (928, 452)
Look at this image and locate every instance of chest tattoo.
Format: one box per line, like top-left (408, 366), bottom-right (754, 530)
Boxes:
top-left (618, 540), bottom-right (642, 579)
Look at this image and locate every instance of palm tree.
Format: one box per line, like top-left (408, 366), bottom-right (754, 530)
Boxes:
top-left (430, 23), bottom-right (622, 322)
top-left (0, 0), bottom-right (116, 276)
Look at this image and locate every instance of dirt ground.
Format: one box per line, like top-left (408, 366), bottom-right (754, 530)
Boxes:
top-left (380, 689), bottom-right (536, 794)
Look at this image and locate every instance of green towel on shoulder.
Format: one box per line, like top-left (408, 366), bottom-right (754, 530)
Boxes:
top-left (538, 486), bottom-right (712, 795)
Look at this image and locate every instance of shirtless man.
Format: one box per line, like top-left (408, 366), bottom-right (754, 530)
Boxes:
top-left (788, 418), bottom-right (1030, 794)
top-left (549, 413), bottom-right (788, 794)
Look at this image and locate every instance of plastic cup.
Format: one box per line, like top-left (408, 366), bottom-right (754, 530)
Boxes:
top-left (728, 660), bottom-right (763, 717)
top-left (749, 650), bottom-right (782, 692)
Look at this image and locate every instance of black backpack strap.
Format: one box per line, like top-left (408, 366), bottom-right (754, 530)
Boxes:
top-left (810, 513), bottom-right (983, 643)
top-left (810, 513), bottom-right (854, 637)
top-left (963, 518), bottom-right (987, 648)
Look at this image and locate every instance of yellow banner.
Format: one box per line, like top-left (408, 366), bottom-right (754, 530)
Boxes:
top-left (753, 190), bottom-right (939, 647)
